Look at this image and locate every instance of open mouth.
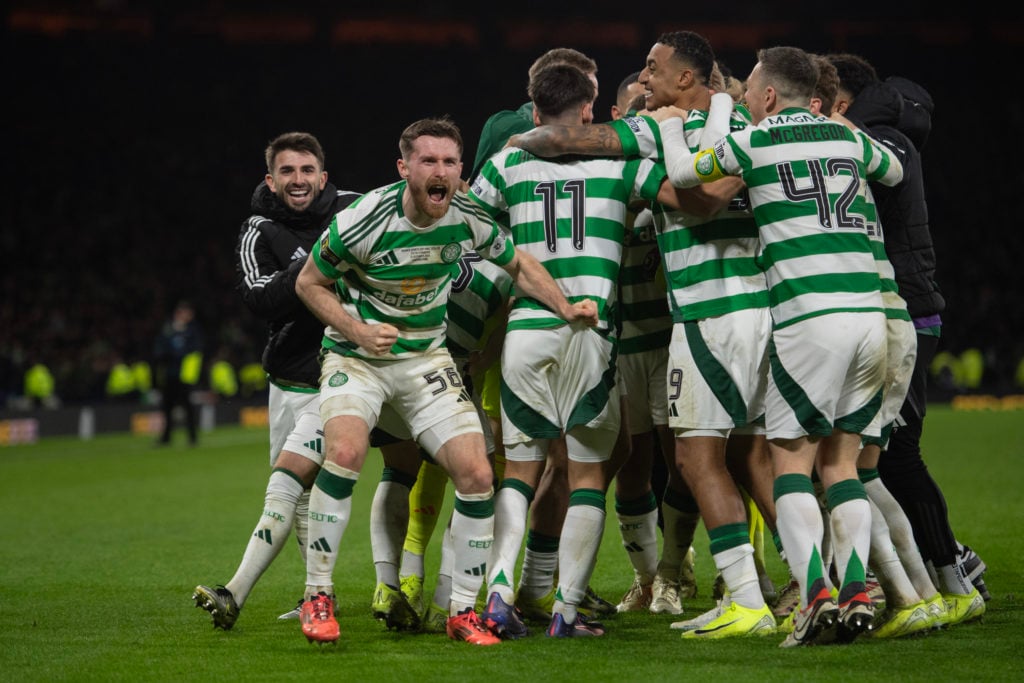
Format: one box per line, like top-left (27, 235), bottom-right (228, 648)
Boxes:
top-left (288, 186), bottom-right (311, 198)
top-left (428, 183), bottom-right (448, 204)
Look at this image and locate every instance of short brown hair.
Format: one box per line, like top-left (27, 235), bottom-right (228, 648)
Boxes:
top-left (756, 46), bottom-right (819, 102)
top-left (399, 116), bottom-right (463, 159)
top-left (812, 54), bottom-right (840, 116)
top-left (529, 64), bottom-right (596, 118)
top-left (527, 47), bottom-right (597, 84)
top-left (264, 132), bottom-right (324, 174)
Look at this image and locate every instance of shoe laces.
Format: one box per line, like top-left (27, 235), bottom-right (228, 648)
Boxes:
top-left (311, 593), bottom-right (333, 620)
top-left (658, 579), bottom-right (681, 602)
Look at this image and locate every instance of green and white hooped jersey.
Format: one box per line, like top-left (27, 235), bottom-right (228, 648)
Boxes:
top-left (674, 108), bottom-right (903, 328)
top-left (611, 113), bottom-right (767, 323)
top-left (446, 252), bottom-right (513, 354)
top-left (470, 147), bottom-right (666, 332)
top-left (311, 181), bottom-right (514, 360)
top-left (852, 132), bottom-right (910, 322)
top-left (618, 208), bottom-right (671, 355)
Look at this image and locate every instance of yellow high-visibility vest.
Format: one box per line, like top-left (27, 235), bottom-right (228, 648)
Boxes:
top-left (210, 360), bottom-right (238, 397)
top-left (180, 352), bottom-right (203, 385)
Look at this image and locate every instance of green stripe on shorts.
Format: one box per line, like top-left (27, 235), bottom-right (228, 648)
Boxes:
top-left (500, 378), bottom-right (561, 439)
top-left (768, 337), bottom-right (832, 437)
top-left (684, 320), bottom-right (747, 426)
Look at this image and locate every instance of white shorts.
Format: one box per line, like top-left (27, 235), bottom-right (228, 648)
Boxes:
top-left (618, 346), bottom-right (668, 434)
top-left (268, 383), bottom-right (324, 468)
top-left (766, 312), bottom-right (887, 440)
top-left (501, 325), bottom-right (619, 463)
top-left (866, 317), bottom-right (918, 438)
top-left (319, 348), bottom-right (482, 457)
top-left (667, 308), bottom-right (770, 433)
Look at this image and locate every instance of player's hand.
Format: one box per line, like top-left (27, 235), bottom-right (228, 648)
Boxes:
top-left (356, 322), bottom-right (399, 356)
top-left (565, 299), bottom-right (599, 328)
top-left (649, 105), bottom-right (687, 123)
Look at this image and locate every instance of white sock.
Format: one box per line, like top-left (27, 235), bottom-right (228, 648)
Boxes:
top-left (659, 503), bottom-right (700, 575)
top-left (937, 562), bottom-right (973, 595)
top-left (520, 542), bottom-right (558, 600)
top-left (449, 489), bottom-right (494, 614)
top-left (487, 485), bottom-right (529, 604)
top-left (400, 550), bottom-right (425, 581)
top-left (714, 542), bottom-right (764, 609)
top-left (775, 491), bottom-right (826, 606)
top-left (863, 478), bottom-right (937, 600)
top-left (226, 470), bottom-right (303, 606)
top-left (829, 497), bottom-right (872, 592)
top-left (431, 522), bottom-right (454, 609)
top-left (370, 479), bottom-right (410, 587)
top-left (293, 489), bottom-right (310, 563)
top-left (553, 500), bottom-right (605, 623)
top-left (304, 461), bottom-right (358, 597)
top-left (616, 506), bottom-right (658, 583)
top-left (866, 498), bottom-right (920, 607)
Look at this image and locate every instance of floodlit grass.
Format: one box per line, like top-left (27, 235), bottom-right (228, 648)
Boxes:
top-left (1, 405), bottom-right (1021, 681)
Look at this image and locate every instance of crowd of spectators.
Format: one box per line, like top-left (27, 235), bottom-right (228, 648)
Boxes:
top-left (3, 28), bottom-right (1021, 410)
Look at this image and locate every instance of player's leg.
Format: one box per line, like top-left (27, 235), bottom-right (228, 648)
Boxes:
top-left (611, 352), bottom-right (659, 612)
top-left (193, 385), bottom-right (320, 628)
top-left (299, 353), bottom-right (382, 643)
top-left (369, 437), bottom-right (422, 631)
top-left (399, 457), bottom-right (448, 614)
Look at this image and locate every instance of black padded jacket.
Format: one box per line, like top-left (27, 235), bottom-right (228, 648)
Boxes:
top-left (846, 80), bottom-right (945, 319)
top-left (235, 182), bottom-right (360, 387)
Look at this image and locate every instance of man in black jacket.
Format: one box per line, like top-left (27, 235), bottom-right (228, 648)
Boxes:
top-left (192, 132), bottom-right (361, 629)
top-left (153, 299), bottom-right (204, 446)
top-left (829, 54), bottom-right (988, 624)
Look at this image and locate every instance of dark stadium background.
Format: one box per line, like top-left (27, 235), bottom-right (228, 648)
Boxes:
top-left (4, 2), bottom-right (1022, 410)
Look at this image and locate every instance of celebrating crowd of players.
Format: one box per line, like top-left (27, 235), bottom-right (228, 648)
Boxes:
top-left (193, 30), bottom-right (990, 648)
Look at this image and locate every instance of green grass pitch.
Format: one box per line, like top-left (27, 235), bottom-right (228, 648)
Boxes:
top-left (1, 405), bottom-right (1020, 681)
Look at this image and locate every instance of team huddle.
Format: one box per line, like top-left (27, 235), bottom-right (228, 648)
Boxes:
top-left (192, 31), bottom-right (989, 648)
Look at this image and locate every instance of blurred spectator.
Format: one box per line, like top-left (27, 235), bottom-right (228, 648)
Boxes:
top-left (153, 300), bottom-right (204, 446)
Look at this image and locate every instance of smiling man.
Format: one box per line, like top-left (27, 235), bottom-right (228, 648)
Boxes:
top-left (193, 132), bottom-right (361, 632)
top-left (293, 117), bottom-right (599, 647)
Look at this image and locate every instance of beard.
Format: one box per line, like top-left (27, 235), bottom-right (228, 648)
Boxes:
top-left (412, 180), bottom-right (453, 221)
top-left (280, 183), bottom-right (319, 212)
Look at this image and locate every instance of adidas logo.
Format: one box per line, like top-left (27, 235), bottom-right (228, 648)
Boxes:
top-left (291, 246), bottom-right (308, 261)
top-left (412, 505), bottom-right (438, 515)
top-left (456, 389), bottom-right (472, 403)
top-left (255, 528), bottom-right (273, 545)
top-left (310, 537), bottom-right (333, 553)
top-left (372, 251), bottom-right (400, 266)
top-left (463, 563), bottom-right (486, 577)
top-left (622, 541), bottom-right (645, 553)
top-left (668, 403), bottom-right (679, 417)
top-left (303, 437), bottom-right (323, 454)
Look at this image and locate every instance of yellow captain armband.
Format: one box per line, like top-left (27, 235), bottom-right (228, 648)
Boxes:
top-left (692, 147), bottom-right (727, 182)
